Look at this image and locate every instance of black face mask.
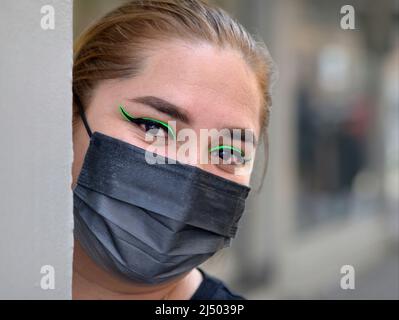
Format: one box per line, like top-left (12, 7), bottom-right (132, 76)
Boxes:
top-left (73, 103), bottom-right (251, 284)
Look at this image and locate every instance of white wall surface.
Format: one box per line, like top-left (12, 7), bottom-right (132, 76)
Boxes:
top-left (0, 0), bottom-right (73, 299)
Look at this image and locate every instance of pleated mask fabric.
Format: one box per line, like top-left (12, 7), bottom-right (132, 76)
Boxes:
top-left (73, 131), bottom-right (250, 284)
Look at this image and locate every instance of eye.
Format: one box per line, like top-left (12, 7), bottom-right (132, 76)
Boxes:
top-left (136, 118), bottom-right (170, 138)
top-left (209, 145), bottom-right (249, 166)
top-left (119, 105), bottom-right (176, 140)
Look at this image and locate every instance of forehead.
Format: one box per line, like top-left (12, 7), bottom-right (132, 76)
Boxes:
top-left (120, 40), bottom-right (262, 135)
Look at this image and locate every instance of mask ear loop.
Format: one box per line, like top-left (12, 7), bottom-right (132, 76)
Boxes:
top-left (74, 90), bottom-right (92, 138)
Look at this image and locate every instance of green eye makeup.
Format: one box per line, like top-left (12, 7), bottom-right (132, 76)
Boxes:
top-left (209, 145), bottom-right (251, 164)
top-left (119, 105), bottom-right (251, 165)
top-left (209, 145), bottom-right (243, 155)
top-left (119, 105), bottom-right (176, 140)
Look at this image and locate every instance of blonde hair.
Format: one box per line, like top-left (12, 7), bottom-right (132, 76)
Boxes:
top-left (73, 0), bottom-right (275, 130)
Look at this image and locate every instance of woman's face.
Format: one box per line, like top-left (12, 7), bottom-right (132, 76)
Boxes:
top-left (73, 40), bottom-right (263, 186)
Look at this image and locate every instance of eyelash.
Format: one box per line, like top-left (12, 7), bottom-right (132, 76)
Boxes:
top-left (119, 105), bottom-right (175, 139)
top-left (119, 105), bottom-right (251, 166)
top-left (209, 145), bottom-right (251, 166)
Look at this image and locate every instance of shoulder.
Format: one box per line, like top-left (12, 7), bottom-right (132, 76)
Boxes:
top-left (190, 268), bottom-right (246, 300)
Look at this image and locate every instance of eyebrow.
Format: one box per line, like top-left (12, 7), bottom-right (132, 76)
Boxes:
top-left (128, 96), bottom-right (191, 124)
top-left (128, 95), bottom-right (258, 146)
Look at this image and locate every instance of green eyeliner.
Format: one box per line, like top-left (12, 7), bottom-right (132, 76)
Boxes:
top-left (209, 145), bottom-right (251, 163)
top-left (209, 145), bottom-right (243, 155)
top-left (120, 105), bottom-right (250, 162)
top-left (119, 105), bottom-right (176, 139)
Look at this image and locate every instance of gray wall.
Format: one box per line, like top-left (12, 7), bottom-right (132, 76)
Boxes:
top-left (0, 0), bottom-right (73, 299)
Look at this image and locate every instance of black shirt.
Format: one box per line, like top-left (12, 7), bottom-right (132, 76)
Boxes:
top-left (190, 268), bottom-right (245, 300)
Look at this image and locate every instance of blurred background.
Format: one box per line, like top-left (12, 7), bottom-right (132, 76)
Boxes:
top-left (74, 0), bottom-right (399, 299)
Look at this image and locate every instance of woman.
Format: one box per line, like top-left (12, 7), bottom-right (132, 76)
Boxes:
top-left (72, 0), bottom-right (275, 300)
